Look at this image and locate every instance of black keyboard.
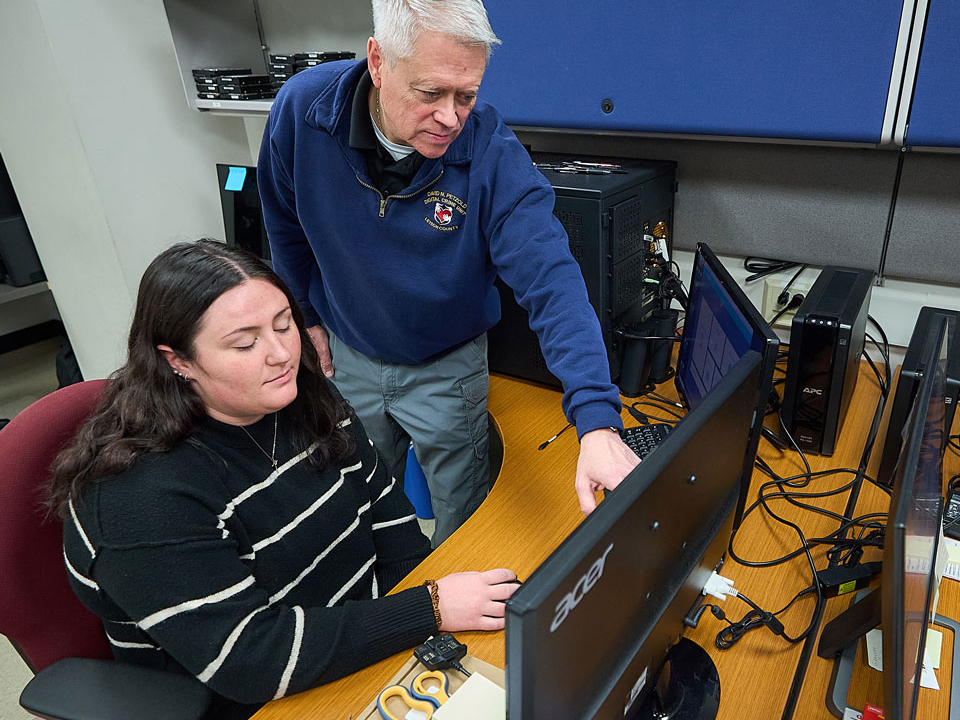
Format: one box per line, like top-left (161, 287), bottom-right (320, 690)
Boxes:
top-left (621, 423), bottom-right (672, 459)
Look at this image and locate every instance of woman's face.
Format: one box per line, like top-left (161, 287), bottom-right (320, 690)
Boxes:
top-left (166, 278), bottom-right (302, 425)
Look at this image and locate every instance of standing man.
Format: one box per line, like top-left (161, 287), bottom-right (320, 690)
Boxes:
top-left (259, 0), bottom-right (638, 545)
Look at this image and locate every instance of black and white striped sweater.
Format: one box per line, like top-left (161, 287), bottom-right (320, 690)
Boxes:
top-left (63, 408), bottom-right (435, 708)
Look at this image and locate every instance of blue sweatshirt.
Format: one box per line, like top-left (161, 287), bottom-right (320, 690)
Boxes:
top-left (258, 60), bottom-right (622, 436)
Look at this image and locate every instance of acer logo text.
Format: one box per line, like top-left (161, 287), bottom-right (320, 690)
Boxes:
top-left (550, 543), bottom-right (614, 633)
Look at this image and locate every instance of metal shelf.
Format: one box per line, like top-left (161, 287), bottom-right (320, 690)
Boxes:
top-left (196, 98), bottom-right (274, 117)
top-left (0, 281), bottom-right (49, 306)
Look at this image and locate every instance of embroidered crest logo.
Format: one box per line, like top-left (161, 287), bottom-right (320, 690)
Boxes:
top-left (434, 203), bottom-right (454, 226)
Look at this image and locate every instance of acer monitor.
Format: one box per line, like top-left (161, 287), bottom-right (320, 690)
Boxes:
top-left (675, 242), bottom-right (780, 529)
top-left (505, 351), bottom-right (762, 720)
top-left (817, 313), bottom-right (957, 720)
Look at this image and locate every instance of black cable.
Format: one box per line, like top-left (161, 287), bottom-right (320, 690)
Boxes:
top-left (947, 434), bottom-right (960, 456)
top-left (836, 318), bottom-right (890, 542)
top-left (709, 586), bottom-right (819, 649)
top-left (537, 422), bottom-right (573, 450)
top-left (777, 264), bottom-right (808, 305)
top-left (627, 400), bottom-right (684, 425)
top-left (743, 257), bottom-right (802, 283)
top-left (613, 332), bottom-right (683, 342)
top-left (769, 294), bottom-right (805, 325)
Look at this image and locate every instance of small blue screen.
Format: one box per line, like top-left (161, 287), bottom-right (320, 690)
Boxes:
top-left (677, 257), bottom-right (764, 410)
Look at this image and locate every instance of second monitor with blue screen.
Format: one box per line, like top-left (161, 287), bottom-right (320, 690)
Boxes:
top-left (675, 243), bottom-right (780, 528)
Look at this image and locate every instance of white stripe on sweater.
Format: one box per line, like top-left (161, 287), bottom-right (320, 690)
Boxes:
top-left (371, 513), bottom-right (417, 531)
top-left (273, 606), bottom-right (305, 700)
top-left (251, 461), bottom-right (362, 553)
top-left (68, 499), bottom-right (96, 557)
top-left (327, 556), bottom-right (376, 607)
top-left (197, 607), bottom-right (267, 683)
top-left (63, 549), bottom-right (99, 590)
top-left (269, 513), bottom-right (364, 604)
top-left (374, 476), bottom-right (397, 504)
top-left (106, 632), bottom-right (158, 650)
top-left (138, 576), bottom-right (255, 630)
top-left (217, 442), bottom-right (320, 528)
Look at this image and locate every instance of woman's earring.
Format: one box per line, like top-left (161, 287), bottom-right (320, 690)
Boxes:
top-left (173, 370), bottom-right (190, 381)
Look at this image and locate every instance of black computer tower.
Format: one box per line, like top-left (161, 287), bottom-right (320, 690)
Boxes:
top-left (780, 267), bottom-right (875, 456)
top-left (487, 154), bottom-right (677, 388)
top-left (877, 306), bottom-right (960, 485)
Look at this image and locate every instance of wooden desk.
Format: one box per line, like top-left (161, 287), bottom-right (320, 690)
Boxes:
top-left (252, 366), bottom-right (957, 720)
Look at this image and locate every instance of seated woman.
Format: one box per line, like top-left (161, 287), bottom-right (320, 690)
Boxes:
top-left (48, 239), bottom-right (518, 719)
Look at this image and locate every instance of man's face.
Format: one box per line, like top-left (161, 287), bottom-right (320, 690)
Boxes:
top-left (368, 31), bottom-right (487, 159)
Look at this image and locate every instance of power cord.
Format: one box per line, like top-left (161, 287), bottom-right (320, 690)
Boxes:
top-left (770, 293), bottom-right (805, 325)
top-left (693, 572), bottom-right (818, 649)
top-left (776, 264), bottom-right (808, 306)
top-left (743, 257), bottom-right (802, 283)
top-left (627, 400), bottom-right (684, 425)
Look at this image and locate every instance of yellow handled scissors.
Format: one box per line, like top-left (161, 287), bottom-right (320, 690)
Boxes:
top-left (377, 669), bottom-right (451, 719)
top-left (376, 684), bottom-right (436, 719)
top-left (410, 669), bottom-right (451, 709)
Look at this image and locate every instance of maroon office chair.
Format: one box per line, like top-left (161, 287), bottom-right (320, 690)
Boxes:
top-left (0, 380), bottom-right (210, 720)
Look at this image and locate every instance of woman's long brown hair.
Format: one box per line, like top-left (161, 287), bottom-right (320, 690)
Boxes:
top-left (47, 239), bottom-right (352, 516)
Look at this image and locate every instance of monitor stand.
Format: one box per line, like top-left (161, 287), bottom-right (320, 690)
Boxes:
top-left (634, 638), bottom-right (720, 720)
top-left (822, 590), bottom-right (960, 719)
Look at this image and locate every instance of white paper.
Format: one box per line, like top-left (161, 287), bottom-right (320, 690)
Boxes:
top-left (942, 536), bottom-right (960, 581)
top-left (925, 628), bottom-right (943, 670)
top-left (865, 628), bottom-right (884, 671)
top-left (433, 673), bottom-right (505, 720)
top-left (920, 663), bottom-right (940, 691)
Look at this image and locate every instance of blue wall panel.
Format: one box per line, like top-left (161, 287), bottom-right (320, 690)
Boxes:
top-left (905, 1), bottom-right (960, 148)
top-left (481, 1), bottom-right (904, 143)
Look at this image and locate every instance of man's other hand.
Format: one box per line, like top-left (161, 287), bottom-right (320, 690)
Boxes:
top-left (575, 428), bottom-right (640, 515)
top-left (306, 325), bottom-right (334, 378)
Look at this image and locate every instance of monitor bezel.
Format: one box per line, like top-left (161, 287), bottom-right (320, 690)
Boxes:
top-left (882, 314), bottom-right (948, 720)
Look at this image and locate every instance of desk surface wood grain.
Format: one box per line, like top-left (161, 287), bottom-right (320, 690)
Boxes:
top-left (252, 366), bottom-right (957, 720)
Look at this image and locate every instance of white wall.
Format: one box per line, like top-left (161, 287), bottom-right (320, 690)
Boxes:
top-left (0, 0), bottom-right (252, 378)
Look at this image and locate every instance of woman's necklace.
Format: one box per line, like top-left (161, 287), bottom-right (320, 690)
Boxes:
top-left (241, 413), bottom-right (279, 470)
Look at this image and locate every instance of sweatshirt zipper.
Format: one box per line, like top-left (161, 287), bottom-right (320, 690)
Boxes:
top-left (355, 168), bottom-right (445, 218)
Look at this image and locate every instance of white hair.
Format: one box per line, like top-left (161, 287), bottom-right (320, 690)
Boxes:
top-left (372, 0), bottom-right (501, 64)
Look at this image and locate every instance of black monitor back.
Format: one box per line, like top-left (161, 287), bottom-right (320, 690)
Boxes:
top-left (505, 351), bottom-right (761, 720)
top-left (878, 306), bottom-right (959, 486)
top-left (216, 164), bottom-right (270, 260)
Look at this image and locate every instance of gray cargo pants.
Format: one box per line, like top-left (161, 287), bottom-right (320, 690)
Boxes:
top-left (328, 331), bottom-right (491, 546)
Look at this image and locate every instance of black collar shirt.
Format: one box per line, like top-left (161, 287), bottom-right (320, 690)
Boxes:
top-left (348, 70), bottom-right (426, 196)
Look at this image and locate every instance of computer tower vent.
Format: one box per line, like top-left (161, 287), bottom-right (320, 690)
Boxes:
top-left (610, 197), bottom-right (646, 262)
top-left (612, 253), bottom-right (649, 318)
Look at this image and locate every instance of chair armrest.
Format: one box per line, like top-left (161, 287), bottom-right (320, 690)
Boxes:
top-left (20, 658), bottom-right (212, 720)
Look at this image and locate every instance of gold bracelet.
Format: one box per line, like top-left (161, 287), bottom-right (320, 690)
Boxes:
top-left (424, 579), bottom-right (442, 630)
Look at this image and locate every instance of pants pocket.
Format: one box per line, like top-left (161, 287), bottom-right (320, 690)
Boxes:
top-left (458, 370), bottom-right (489, 460)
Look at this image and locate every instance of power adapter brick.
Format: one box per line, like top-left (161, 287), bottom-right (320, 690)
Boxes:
top-left (816, 561), bottom-right (882, 598)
